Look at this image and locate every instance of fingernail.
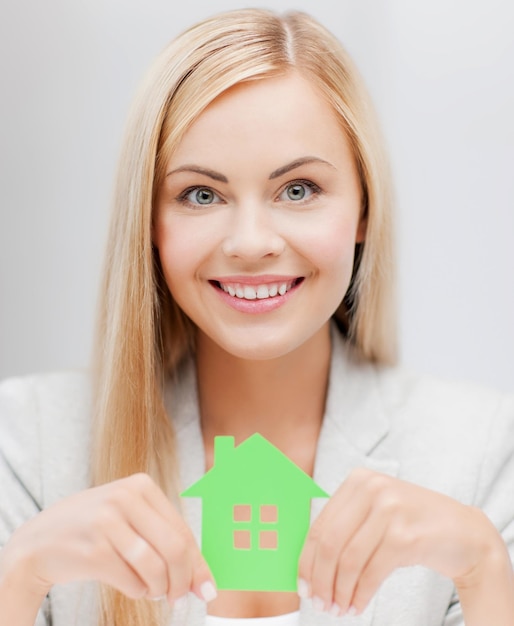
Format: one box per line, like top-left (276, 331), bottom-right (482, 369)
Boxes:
top-left (346, 606), bottom-right (357, 616)
top-left (329, 603), bottom-right (341, 617)
top-left (312, 596), bottom-right (325, 612)
top-left (148, 594), bottom-right (167, 602)
top-left (297, 578), bottom-right (310, 599)
top-left (200, 580), bottom-right (218, 603)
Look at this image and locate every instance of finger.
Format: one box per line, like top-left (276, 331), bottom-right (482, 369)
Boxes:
top-left (298, 481), bottom-right (353, 589)
top-left (190, 551), bottom-right (218, 604)
top-left (348, 540), bottom-right (400, 615)
top-left (308, 498), bottom-right (373, 610)
top-left (123, 497), bottom-right (194, 601)
top-left (92, 538), bottom-right (149, 600)
top-left (299, 469), bottom-right (373, 606)
top-left (333, 505), bottom-right (389, 614)
top-left (129, 498), bottom-right (214, 604)
top-left (113, 474), bottom-right (198, 599)
top-left (128, 473), bottom-right (183, 528)
top-left (108, 527), bottom-right (169, 599)
top-left (114, 475), bottom-right (215, 601)
top-left (72, 535), bottom-right (148, 600)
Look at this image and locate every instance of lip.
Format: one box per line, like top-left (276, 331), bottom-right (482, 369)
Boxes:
top-left (209, 276), bottom-right (304, 314)
top-left (210, 274), bottom-right (299, 286)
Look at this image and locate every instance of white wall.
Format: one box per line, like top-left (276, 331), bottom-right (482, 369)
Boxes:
top-left (1, 0), bottom-right (512, 392)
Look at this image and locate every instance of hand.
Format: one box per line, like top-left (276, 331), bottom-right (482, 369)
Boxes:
top-left (0, 473), bottom-right (216, 606)
top-left (298, 467), bottom-right (500, 616)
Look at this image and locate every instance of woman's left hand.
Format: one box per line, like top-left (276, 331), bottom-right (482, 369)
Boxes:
top-left (298, 467), bottom-right (505, 617)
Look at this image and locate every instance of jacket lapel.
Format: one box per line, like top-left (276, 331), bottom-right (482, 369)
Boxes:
top-left (313, 329), bottom-right (399, 499)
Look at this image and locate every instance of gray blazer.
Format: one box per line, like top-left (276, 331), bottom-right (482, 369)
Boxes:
top-left (1, 331), bottom-right (513, 626)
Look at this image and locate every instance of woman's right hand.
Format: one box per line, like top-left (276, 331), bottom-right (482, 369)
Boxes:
top-left (0, 473), bottom-right (216, 606)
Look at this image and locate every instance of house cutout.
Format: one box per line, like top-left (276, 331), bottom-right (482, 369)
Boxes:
top-left (181, 433), bottom-right (329, 592)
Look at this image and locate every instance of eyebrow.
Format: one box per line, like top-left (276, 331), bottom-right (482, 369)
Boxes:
top-left (165, 156), bottom-right (335, 183)
top-left (269, 156), bottom-right (335, 179)
top-left (166, 165), bottom-right (228, 183)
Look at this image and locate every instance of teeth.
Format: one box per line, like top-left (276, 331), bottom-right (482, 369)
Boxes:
top-left (218, 280), bottom-right (297, 300)
top-left (243, 286), bottom-right (257, 300)
top-left (256, 285), bottom-right (269, 299)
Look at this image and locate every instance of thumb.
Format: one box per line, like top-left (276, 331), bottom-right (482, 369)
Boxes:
top-left (191, 553), bottom-right (218, 604)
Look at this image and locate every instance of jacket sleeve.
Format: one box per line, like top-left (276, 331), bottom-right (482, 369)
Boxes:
top-left (443, 393), bottom-right (514, 625)
top-left (0, 376), bottom-right (51, 626)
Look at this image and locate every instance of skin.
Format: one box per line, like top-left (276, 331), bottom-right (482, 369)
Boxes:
top-left (1, 71), bottom-right (513, 624)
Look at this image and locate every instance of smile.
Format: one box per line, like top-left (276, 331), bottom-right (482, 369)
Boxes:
top-left (213, 278), bottom-right (303, 301)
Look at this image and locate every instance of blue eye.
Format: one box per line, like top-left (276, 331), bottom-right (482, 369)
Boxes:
top-left (279, 181), bottom-right (320, 202)
top-left (183, 187), bottom-right (221, 205)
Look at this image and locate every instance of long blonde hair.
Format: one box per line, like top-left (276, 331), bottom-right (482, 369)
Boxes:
top-left (91, 8), bottom-right (396, 626)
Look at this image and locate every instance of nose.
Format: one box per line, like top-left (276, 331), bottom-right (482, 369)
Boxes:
top-left (221, 202), bottom-right (285, 260)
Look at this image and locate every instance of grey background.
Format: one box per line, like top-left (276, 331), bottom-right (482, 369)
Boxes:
top-left (1, 0), bottom-right (513, 392)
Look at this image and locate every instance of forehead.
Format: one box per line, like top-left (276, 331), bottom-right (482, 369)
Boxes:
top-left (168, 71), bottom-right (353, 169)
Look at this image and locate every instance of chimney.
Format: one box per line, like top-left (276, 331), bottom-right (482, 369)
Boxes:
top-left (214, 436), bottom-right (235, 466)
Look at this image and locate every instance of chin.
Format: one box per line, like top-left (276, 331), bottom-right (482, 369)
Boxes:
top-left (221, 337), bottom-right (297, 362)
top-left (200, 322), bottom-right (323, 363)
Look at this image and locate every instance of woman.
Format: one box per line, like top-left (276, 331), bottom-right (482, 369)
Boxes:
top-left (0, 8), bottom-right (513, 626)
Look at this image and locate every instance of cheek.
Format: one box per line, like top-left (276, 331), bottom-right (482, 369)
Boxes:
top-left (302, 214), bottom-right (360, 279)
top-left (304, 215), bottom-right (360, 320)
top-left (154, 218), bottom-right (202, 292)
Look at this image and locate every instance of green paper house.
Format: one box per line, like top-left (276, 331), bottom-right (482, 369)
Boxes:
top-left (181, 433), bottom-right (329, 592)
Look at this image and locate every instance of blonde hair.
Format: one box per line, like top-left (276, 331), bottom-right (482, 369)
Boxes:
top-left (91, 8), bottom-right (396, 626)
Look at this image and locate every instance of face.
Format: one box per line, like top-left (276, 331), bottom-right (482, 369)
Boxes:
top-left (154, 71), bottom-right (365, 361)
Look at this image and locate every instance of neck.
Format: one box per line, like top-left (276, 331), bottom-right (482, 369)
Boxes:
top-left (195, 323), bottom-right (331, 471)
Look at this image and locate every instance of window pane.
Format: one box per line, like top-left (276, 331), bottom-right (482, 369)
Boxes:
top-left (234, 530), bottom-right (251, 550)
top-left (259, 530), bottom-right (278, 550)
top-left (233, 504), bottom-right (252, 522)
top-left (260, 504), bottom-right (277, 523)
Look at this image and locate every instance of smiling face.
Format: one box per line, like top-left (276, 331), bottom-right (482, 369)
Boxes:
top-left (153, 71), bottom-right (365, 361)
